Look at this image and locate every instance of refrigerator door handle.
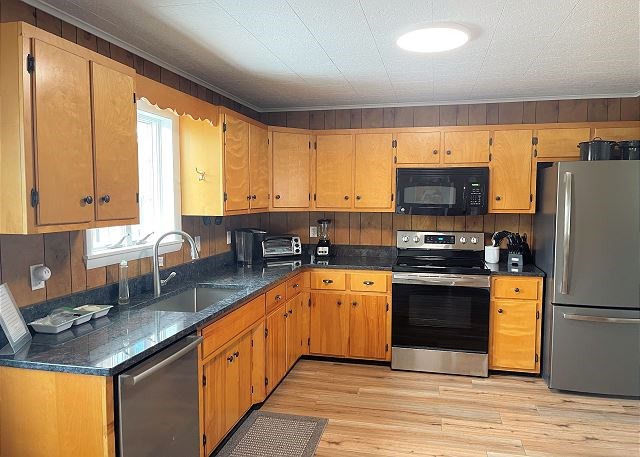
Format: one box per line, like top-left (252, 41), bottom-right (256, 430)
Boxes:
top-left (563, 313), bottom-right (640, 324)
top-left (561, 171), bottom-right (572, 294)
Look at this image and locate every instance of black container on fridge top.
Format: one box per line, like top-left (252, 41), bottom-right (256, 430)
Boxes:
top-left (577, 138), bottom-right (619, 160)
top-left (618, 140), bottom-right (640, 160)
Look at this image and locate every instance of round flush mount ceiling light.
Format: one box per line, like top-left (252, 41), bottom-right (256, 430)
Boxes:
top-left (396, 26), bottom-right (469, 53)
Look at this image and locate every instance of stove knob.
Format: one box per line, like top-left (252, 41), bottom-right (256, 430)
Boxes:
top-left (470, 236), bottom-right (478, 244)
top-left (459, 237), bottom-right (467, 244)
top-left (401, 235), bottom-right (410, 243)
top-left (413, 236), bottom-right (420, 243)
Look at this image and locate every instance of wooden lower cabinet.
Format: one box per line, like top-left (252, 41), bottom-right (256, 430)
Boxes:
top-left (309, 292), bottom-right (350, 357)
top-left (349, 294), bottom-right (389, 360)
top-left (489, 276), bottom-right (543, 373)
top-left (266, 302), bottom-right (288, 394)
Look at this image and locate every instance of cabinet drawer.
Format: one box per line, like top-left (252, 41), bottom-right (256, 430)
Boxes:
top-left (310, 271), bottom-right (346, 290)
top-left (201, 294), bottom-right (265, 359)
top-left (349, 272), bottom-right (388, 293)
top-left (286, 274), bottom-right (305, 299)
top-left (492, 277), bottom-right (539, 300)
top-left (266, 283), bottom-right (287, 314)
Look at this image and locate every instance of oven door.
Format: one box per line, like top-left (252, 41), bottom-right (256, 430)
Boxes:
top-left (391, 274), bottom-right (490, 353)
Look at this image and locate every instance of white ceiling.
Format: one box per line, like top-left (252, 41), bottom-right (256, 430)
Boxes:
top-left (30, 0), bottom-right (640, 111)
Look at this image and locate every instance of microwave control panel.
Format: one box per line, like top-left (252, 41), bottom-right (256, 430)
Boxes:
top-left (467, 183), bottom-right (485, 207)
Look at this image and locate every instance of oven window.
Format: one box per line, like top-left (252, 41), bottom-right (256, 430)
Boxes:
top-left (392, 283), bottom-right (489, 353)
top-left (404, 185), bottom-right (456, 205)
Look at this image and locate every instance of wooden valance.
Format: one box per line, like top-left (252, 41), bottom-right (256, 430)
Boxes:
top-left (135, 75), bottom-right (219, 125)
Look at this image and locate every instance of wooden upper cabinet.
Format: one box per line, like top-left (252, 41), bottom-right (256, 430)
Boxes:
top-left (33, 39), bottom-right (95, 226)
top-left (490, 130), bottom-right (534, 212)
top-left (354, 133), bottom-right (393, 210)
top-left (249, 124), bottom-right (269, 210)
top-left (592, 126), bottom-right (640, 141)
top-left (348, 294), bottom-right (387, 360)
top-left (179, 116), bottom-right (224, 216)
top-left (91, 62), bottom-right (138, 222)
top-left (395, 131), bottom-right (441, 164)
top-left (315, 134), bottom-right (353, 209)
top-left (535, 128), bottom-right (590, 159)
top-left (490, 300), bottom-right (538, 371)
top-left (309, 293), bottom-right (349, 357)
top-left (224, 114), bottom-right (250, 212)
top-left (443, 131), bottom-right (491, 163)
top-left (271, 132), bottom-right (310, 209)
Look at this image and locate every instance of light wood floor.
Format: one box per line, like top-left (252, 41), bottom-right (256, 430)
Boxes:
top-left (261, 359), bottom-right (640, 457)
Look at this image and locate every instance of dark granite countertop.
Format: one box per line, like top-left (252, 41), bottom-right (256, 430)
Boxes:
top-left (488, 263), bottom-right (546, 277)
top-left (0, 255), bottom-right (394, 376)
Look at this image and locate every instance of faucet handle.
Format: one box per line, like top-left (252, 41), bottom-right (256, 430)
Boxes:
top-left (160, 271), bottom-right (177, 287)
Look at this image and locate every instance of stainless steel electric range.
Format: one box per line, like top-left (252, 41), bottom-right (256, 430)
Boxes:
top-left (391, 231), bottom-right (491, 377)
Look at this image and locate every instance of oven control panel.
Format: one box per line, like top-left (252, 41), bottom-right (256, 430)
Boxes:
top-left (397, 231), bottom-right (484, 251)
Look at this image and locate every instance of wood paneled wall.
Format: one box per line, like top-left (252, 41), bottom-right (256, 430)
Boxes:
top-left (261, 98), bottom-right (640, 129)
top-left (0, 0), bottom-right (261, 120)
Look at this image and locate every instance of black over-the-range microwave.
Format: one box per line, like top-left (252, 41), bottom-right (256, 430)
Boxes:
top-left (395, 167), bottom-right (489, 216)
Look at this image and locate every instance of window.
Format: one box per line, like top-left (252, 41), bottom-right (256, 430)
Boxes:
top-left (85, 99), bottom-right (182, 269)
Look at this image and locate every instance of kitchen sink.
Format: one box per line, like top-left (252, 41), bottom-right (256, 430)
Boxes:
top-left (144, 285), bottom-right (242, 313)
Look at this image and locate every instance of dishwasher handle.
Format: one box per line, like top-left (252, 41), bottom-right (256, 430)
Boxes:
top-left (120, 335), bottom-right (203, 386)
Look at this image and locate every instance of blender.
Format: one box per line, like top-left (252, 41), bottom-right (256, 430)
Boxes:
top-left (315, 219), bottom-right (332, 257)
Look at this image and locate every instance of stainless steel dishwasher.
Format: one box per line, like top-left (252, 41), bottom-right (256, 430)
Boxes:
top-left (117, 334), bottom-right (202, 457)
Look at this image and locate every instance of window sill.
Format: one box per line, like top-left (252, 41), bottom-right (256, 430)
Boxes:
top-left (85, 240), bottom-right (183, 270)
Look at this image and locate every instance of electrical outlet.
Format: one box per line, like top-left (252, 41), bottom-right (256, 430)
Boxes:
top-left (226, 231), bottom-right (232, 245)
top-left (310, 226), bottom-right (318, 238)
top-left (158, 256), bottom-right (164, 267)
top-left (194, 236), bottom-right (201, 253)
top-left (30, 264), bottom-right (51, 291)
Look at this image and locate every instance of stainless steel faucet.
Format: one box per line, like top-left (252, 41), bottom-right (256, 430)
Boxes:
top-left (153, 230), bottom-right (200, 297)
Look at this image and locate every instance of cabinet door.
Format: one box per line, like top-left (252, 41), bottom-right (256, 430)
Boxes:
top-left (266, 304), bottom-right (288, 393)
top-left (490, 301), bottom-right (538, 370)
top-left (91, 62), bottom-right (138, 222)
top-left (309, 293), bottom-right (349, 357)
top-left (272, 132), bottom-right (310, 208)
top-left (349, 295), bottom-right (387, 360)
top-left (179, 116), bottom-right (224, 216)
top-left (535, 128), bottom-right (589, 159)
top-left (592, 126), bottom-right (640, 141)
top-left (490, 130), bottom-right (533, 212)
top-left (249, 124), bottom-right (269, 210)
top-left (286, 295), bottom-right (301, 369)
top-left (202, 350), bottom-right (227, 455)
top-left (225, 333), bottom-right (253, 431)
top-left (33, 39), bottom-right (94, 225)
top-left (396, 131), bottom-right (441, 164)
top-left (354, 133), bottom-right (393, 209)
top-left (301, 292), bottom-right (310, 356)
top-left (224, 114), bottom-right (250, 211)
top-left (443, 131), bottom-right (490, 163)
top-left (250, 321), bottom-right (266, 404)
top-left (315, 134), bottom-right (353, 209)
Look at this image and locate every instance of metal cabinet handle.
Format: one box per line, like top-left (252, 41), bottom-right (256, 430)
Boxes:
top-left (322, 279), bottom-right (333, 284)
top-left (344, 195), bottom-right (349, 200)
top-left (275, 194), bottom-right (281, 200)
top-left (83, 195), bottom-right (94, 205)
top-left (561, 171), bottom-right (572, 294)
top-left (100, 195), bottom-right (111, 204)
top-left (432, 149), bottom-right (438, 155)
top-left (363, 281), bottom-right (374, 286)
top-left (275, 294), bottom-right (282, 301)
top-left (252, 195), bottom-right (256, 200)
top-left (227, 355), bottom-right (234, 363)
top-left (497, 308), bottom-right (503, 314)
top-left (288, 309), bottom-right (293, 314)
top-left (495, 196), bottom-right (502, 201)
top-left (337, 300), bottom-right (342, 306)
top-left (292, 284), bottom-right (299, 289)
top-left (446, 150), bottom-right (452, 155)
top-left (514, 287), bottom-right (520, 293)
top-left (562, 313), bottom-right (639, 324)
top-left (283, 313), bottom-right (288, 318)
top-left (246, 195), bottom-right (251, 200)
top-left (352, 301), bottom-right (358, 307)
top-left (120, 336), bottom-right (203, 385)
top-left (233, 351), bottom-right (239, 358)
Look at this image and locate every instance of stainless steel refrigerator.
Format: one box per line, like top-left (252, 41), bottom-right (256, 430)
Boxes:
top-left (534, 161), bottom-right (640, 397)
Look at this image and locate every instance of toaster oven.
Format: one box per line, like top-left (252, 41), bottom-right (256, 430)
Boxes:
top-left (262, 235), bottom-right (302, 258)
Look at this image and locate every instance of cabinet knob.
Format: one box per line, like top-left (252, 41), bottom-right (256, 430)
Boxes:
top-left (344, 195), bottom-right (349, 200)
top-left (322, 279), bottom-right (333, 284)
top-left (246, 195), bottom-right (251, 200)
top-left (446, 150), bottom-right (452, 155)
top-left (514, 287), bottom-right (520, 293)
top-left (337, 300), bottom-right (342, 306)
top-left (495, 196), bottom-right (502, 201)
top-left (283, 313), bottom-right (288, 318)
top-left (352, 301), bottom-right (358, 307)
top-left (275, 294), bottom-right (282, 301)
top-left (288, 309), bottom-right (293, 314)
top-left (498, 308), bottom-right (503, 314)
top-left (275, 194), bottom-right (281, 200)
top-left (356, 195), bottom-right (362, 200)
top-left (100, 195), bottom-right (111, 204)
top-left (292, 284), bottom-right (299, 289)
top-left (227, 355), bottom-right (234, 362)
top-left (82, 195), bottom-right (94, 205)
top-left (233, 351), bottom-right (239, 358)
top-left (252, 195), bottom-right (257, 200)
top-left (433, 149), bottom-right (438, 155)
top-left (363, 281), bottom-right (374, 286)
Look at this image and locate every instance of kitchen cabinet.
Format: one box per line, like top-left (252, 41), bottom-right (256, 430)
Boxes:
top-left (224, 113), bottom-right (251, 212)
top-left (349, 294), bottom-right (388, 360)
top-left (179, 115), bottom-right (224, 216)
top-left (490, 130), bottom-right (534, 213)
top-left (489, 276), bottom-right (543, 373)
top-left (534, 128), bottom-right (589, 159)
top-left (395, 131), bottom-right (441, 165)
top-left (315, 133), bottom-right (354, 209)
top-left (249, 123), bottom-right (270, 210)
top-left (202, 332), bottom-right (253, 455)
top-left (592, 126), bottom-right (640, 141)
top-left (443, 131), bottom-right (491, 164)
top-left (354, 133), bottom-right (394, 209)
top-left (271, 131), bottom-right (311, 209)
top-left (286, 292), bottom-right (307, 368)
top-left (0, 22), bottom-right (139, 233)
top-left (309, 292), bottom-right (350, 357)
top-left (265, 303), bottom-right (288, 394)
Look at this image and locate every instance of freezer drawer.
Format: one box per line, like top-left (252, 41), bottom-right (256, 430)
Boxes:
top-left (549, 305), bottom-right (640, 397)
